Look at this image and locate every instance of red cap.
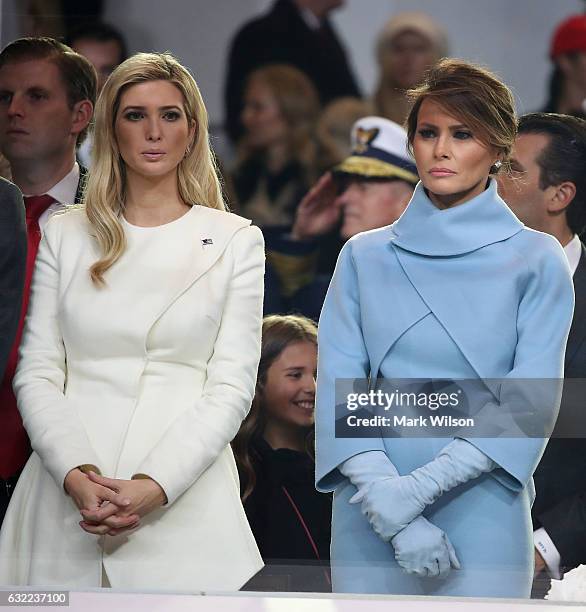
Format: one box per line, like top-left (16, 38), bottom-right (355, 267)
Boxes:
top-left (551, 14), bottom-right (586, 59)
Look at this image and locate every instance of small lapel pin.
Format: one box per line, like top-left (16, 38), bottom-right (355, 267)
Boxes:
top-left (201, 238), bottom-right (213, 246)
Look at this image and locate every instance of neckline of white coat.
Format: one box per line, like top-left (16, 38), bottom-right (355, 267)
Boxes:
top-left (122, 203), bottom-right (198, 231)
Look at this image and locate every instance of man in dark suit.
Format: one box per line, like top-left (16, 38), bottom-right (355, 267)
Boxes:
top-left (0, 37), bottom-right (96, 525)
top-left (224, 0), bottom-right (361, 143)
top-left (0, 178), bottom-right (26, 522)
top-left (0, 180), bottom-right (25, 383)
top-left (498, 112), bottom-right (586, 596)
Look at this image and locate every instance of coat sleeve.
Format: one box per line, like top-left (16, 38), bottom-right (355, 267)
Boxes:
top-left (0, 179), bottom-right (26, 380)
top-left (538, 491), bottom-right (586, 572)
top-left (461, 235), bottom-right (574, 492)
top-left (134, 225), bottom-right (265, 505)
top-left (13, 215), bottom-right (103, 489)
top-left (315, 240), bottom-right (386, 492)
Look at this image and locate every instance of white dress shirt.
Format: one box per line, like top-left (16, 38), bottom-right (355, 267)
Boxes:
top-left (564, 233), bottom-right (582, 277)
top-left (533, 233), bottom-right (582, 580)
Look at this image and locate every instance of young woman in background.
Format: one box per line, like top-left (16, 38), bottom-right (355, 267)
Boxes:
top-left (233, 65), bottom-right (320, 229)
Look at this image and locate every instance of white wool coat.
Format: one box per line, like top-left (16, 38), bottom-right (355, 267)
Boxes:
top-left (0, 204), bottom-right (265, 590)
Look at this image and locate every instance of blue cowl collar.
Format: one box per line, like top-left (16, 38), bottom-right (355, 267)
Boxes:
top-left (389, 178), bottom-right (523, 256)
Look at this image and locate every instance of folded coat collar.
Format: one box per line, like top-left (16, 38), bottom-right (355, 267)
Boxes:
top-left (389, 178), bottom-right (523, 256)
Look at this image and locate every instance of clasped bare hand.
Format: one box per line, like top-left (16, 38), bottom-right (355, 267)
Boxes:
top-left (78, 472), bottom-right (167, 536)
top-left (64, 468), bottom-right (166, 537)
top-left (64, 468), bottom-right (139, 536)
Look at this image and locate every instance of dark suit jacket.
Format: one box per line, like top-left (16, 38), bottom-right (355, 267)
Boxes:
top-left (532, 244), bottom-right (586, 572)
top-left (224, 0), bottom-right (360, 143)
top-left (0, 168), bottom-right (86, 481)
top-left (0, 178), bottom-right (26, 382)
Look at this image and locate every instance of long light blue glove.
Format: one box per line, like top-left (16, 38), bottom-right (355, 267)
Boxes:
top-left (340, 450), bottom-right (400, 499)
top-left (358, 439), bottom-right (496, 541)
top-left (339, 451), bottom-right (460, 577)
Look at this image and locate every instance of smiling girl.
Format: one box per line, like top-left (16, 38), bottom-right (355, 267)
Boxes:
top-left (315, 59), bottom-right (574, 598)
top-left (233, 314), bottom-right (332, 592)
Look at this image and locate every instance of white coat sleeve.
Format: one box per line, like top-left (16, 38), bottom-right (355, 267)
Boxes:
top-left (13, 216), bottom-right (102, 489)
top-left (133, 224), bottom-right (265, 505)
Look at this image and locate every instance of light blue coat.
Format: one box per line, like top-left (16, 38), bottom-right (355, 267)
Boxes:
top-left (315, 180), bottom-right (574, 597)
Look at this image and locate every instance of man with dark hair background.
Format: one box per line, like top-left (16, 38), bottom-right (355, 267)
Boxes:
top-left (498, 112), bottom-right (586, 596)
top-left (0, 178), bottom-right (26, 522)
top-left (67, 22), bottom-right (127, 93)
top-left (67, 23), bottom-right (127, 166)
top-left (0, 37), bottom-right (96, 525)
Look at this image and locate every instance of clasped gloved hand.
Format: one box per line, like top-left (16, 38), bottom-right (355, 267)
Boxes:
top-left (354, 439), bottom-right (496, 541)
top-left (339, 449), bottom-right (461, 577)
top-left (391, 515), bottom-right (460, 578)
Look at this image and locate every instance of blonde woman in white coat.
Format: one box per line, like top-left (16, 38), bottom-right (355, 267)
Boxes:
top-left (0, 52), bottom-right (265, 591)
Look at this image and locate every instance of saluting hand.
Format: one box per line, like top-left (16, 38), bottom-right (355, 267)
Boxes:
top-left (291, 172), bottom-right (342, 241)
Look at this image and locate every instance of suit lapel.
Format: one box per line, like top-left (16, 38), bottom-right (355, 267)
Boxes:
top-left (565, 245), bottom-right (586, 367)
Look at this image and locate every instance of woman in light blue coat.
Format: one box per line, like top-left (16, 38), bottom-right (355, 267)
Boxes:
top-left (315, 59), bottom-right (574, 598)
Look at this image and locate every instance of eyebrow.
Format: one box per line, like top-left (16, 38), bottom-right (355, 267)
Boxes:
top-left (0, 86), bottom-right (49, 94)
top-left (120, 105), bottom-right (182, 112)
top-left (418, 122), bottom-right (471, 130)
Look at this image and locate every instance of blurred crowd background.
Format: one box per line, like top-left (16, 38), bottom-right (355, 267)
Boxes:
top-left (2, 0), bottom-right (585, 159)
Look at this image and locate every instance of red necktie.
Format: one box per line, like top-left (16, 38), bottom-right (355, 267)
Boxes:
top-left (0, 194), bottom-right (54, 478)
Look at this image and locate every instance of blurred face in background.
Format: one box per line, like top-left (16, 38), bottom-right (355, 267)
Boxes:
top-left (558, 51), bottom-right (586, 103)
top-left (262, 341), bottom-right (317, 432)
top-left (71, 37), bottom-right (123, 92)
top-left (337, 177), bottom-right (414, 239)
top-left (380, 30), bottom-right (436, 90)
top-left (241, 78), bottom-right (288, 150)
top-left (497, 132), bottom-right (551, 231)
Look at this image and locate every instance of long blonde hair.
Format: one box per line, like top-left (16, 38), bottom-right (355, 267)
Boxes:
top-left (85, 52), bottom-right (226, 286)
